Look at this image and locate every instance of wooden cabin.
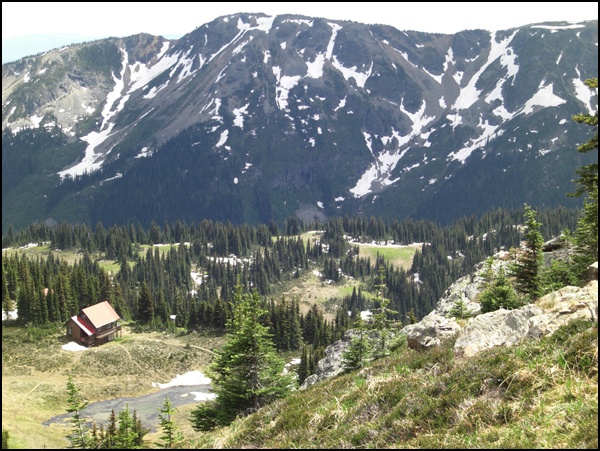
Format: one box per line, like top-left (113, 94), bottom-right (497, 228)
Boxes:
top-left (65, 301), bottom-right (122, 347)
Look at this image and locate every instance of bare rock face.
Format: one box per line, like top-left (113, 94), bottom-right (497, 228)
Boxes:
top-left (453, 305), bottom-right (543, 358)
top-left (300, 328), bottom-right (399, 389)
top-left (300, 331), bottom-right (353, 389)
top-left (589, 261), bottom-right (598, 281)
top-left (400, 251), bottom-right (514, 350)
top-left (454, 280), bottom-right (598, 358)
top-left (300, 256), bottom-right (598, 387)
top-left (401, 313), bottom-right (461, 350)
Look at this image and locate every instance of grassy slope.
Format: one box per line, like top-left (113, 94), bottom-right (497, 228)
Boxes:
top-left (194, 319), bottom-right (598, 449)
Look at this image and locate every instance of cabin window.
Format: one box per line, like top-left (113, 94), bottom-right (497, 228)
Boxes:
top-left (67, 327), bottom-right (72, 336)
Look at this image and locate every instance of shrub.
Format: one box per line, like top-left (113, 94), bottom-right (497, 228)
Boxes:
top-left (479, 268), bottom-right (523, 313)
top-left (190, 400), bottom-right (234, 432)
top-left (540, 260), bottom-right (579, 294)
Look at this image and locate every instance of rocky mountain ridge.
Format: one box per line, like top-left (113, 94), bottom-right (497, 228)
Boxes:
top-left (2, 14), bottom-right (598, 232)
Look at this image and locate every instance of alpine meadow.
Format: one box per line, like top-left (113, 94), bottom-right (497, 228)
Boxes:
top-left (2, 12), bottom-right (598, 449)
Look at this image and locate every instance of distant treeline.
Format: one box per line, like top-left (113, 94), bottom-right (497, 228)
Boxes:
top-left (2, 207), bottom-right (580, 351)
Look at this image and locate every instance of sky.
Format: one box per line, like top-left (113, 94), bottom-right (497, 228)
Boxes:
top-left (3, 1), bottom-right (598, 39)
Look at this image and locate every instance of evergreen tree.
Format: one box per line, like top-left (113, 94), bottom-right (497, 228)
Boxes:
top-left (370, 265), bottom-right (398, 357)
top-left (2, 265), bottom-right (15, 321)
top-left (191, 283), bottom-right (294, 430)
top-left (105, 409), bottom-right (117, 449)
top-left (155, 396), bottom-right (183, 449)
top-left (511, 205), bottom-right (544, 301)
top-left (136, 282), bottom-right (154, 324)
top-left (115, 404), bottom-right (137, 449)
top-left (297, 345), bottom-right (310, 385)
top-left (479, 267), bottom-right (521, 313)
top-left (569, 77), bottom-right (598, 275)
top-left (342, 314), bottom-right (371, 372)
top-left (131, 409), bottom-right (148, 448)
top-left (65, 376), bottom-right (90, 449)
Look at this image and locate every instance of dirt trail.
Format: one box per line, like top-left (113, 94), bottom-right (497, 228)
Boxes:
top-left (115, 342), bottom-right (147, 372)
top-left (151, 337), bottom-right (218, 356)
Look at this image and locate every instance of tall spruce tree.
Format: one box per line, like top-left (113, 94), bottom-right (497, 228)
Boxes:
top-left (370, 265), bottom-right (397, 357)
top-left (155, 396), bottom-right (183, 449)
top-left (2, 265), bottom-right (15, 321)
top-left (65, 376), bottom-right (90, 449)
top-left (191, 283), bottom-right (294, 429)
top-left (342, 314), bottom-right (371, 372)
top-left (511, 205), bottom-right (544, 301)
top-left (569, 77), bottom-right (598, 275)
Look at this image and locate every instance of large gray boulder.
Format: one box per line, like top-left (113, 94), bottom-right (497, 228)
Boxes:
top-left (454, 280), bottom-right (598, 358)
top-left (401, 312), bottom-right (461, 350)
top-left (300, 331), bottom-right (352, 389)
top-left (300, 328), bottom-right (399, 389)
top-left (399, 251), bottom-right (515, 350)
top-left (453, 305), bottom-right (543, 358)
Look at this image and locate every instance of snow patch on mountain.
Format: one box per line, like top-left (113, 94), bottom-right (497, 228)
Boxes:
top-left (453, 31), bottom-right (518, 111)
top-left (59, 48), bottom-right (131, 179)
top-left (573, 76), bottom-right (596, 114)
top-left (521, 82), bottom-right (566, 114)
top-left (350, 100), bottom-right (434, 197)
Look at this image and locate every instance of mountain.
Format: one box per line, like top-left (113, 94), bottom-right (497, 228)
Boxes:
top-left (2, 14), bottom-right (598, 233)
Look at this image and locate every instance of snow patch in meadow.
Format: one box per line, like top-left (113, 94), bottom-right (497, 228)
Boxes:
top-left (189, 391), bottom-right (217, 401)
top-left (152, 370), bottom-right (211, 388)
top-left (62, 341), bottom-right (89, 352)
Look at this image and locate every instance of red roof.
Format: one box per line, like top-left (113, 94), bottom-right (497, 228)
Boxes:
top-left (70, 315), bottom-right (95, 336)
top-left (81, 301), bottom-right (120, 328)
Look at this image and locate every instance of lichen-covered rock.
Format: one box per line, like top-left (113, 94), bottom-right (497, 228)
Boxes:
top-left (401, 312), bottom-right (461, 350)
top-left (300, 328), bottom-right (400, 389)
top-left (454, 305), bottom-right (543, 358)
top-left (300, 331), bottom-right (352, 389)
top-left (454, 280), bottom-right (598, 358)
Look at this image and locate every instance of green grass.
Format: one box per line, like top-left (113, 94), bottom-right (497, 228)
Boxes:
top-left (194, 319), bottom-right (598, 449)
top-left (1, 323), bottom-right (227, 449)
top-left (355, 244), bottom-right (418, 270)
top-left (2, 245), bottom-right (85, 266)
top-left (137, 243), bottom-right (178, 258)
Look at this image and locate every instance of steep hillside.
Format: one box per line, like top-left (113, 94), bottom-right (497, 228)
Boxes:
top-left (191, 254), bottom-right (598, 448)
top-left (2, 15), bottom-right (598, 233)
top-left (195, 318), bottom-right (597, 449)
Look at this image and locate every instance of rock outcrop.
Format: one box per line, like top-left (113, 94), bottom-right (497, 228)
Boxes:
top-left (454, 280), bottom-right (598, 358)
top-left (299, 329), bottom-right (396, 389)
top-left (401, 251), bottom-right (512, 350)
top-left (301, 246), bottom-right (598, 388)
top-left (300, 334), bottom-right (351, 389)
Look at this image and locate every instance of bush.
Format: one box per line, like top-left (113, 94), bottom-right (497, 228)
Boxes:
top-left (449, 300), bottom-right (473, 319)
top-left (479, 268), bottom-right (524, 313)
top-left (190, 400), bottom-right (235, 431)
top-left (540, 260), bottom-right (579, 294)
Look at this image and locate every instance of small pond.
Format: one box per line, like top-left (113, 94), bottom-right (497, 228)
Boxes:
top-left (43, 371), bottom-right (215, 432)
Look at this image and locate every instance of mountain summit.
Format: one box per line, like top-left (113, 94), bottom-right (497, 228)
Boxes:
top-left (2, 14), bottom-right (597, 232)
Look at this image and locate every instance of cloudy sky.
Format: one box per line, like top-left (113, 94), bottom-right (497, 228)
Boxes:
top-left (3, 1), bottom-right (598, 39)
